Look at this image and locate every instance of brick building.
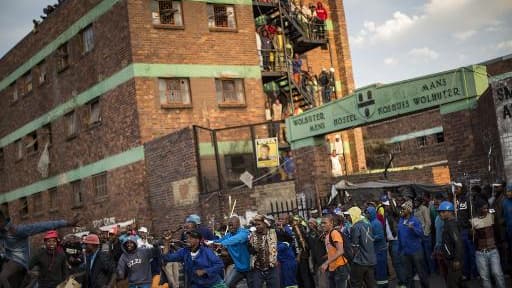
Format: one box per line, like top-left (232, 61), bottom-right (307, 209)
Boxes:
top-left (0, 0), bottom-right (358, 234)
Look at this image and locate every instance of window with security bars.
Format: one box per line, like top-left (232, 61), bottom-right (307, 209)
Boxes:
top-left (88, 99), bottom-right (101, 125)
top-left (207, 4), bottom-right (236, 29)
top-left (72, 180), bottom-right (83, 207)
top-left (215, 79), bottom-right (245, 105)
top-left (38, 60), bottom-right (48, 85)
top-left (93, 173), bottom-right (107, 198)
top-left (81, 25), bottom-right (94, 53)
top-left (24, 72), bottom-right (33, 95)
top-left (48, 188), bottom-right (58, 211)
top-left (159, 78), bottom-right (191, 106)
top-left (417, 136), bottom-right (427, 148)
top-left (66, 110), bottom-right (79, 138)
top-left (152, 0), bottom-right (183, 26)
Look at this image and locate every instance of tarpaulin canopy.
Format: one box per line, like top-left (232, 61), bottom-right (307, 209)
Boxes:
top-left (331, 179), bottom-right (450, 205)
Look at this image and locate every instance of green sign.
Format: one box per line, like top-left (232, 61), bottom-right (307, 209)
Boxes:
top-left (286, 65), bottom-right (489, 144)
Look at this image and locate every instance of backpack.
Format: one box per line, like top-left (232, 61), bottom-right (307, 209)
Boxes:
top-left (328, 229), bottom-right (353, 263)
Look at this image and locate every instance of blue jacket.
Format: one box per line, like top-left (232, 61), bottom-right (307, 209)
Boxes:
top-left (503, 198), bottom-right (512, 233)
top-left (163, 246), bottom-right (224, 288)
top-left (0, 220), bottom-right (69, 268)
top-left (367, 207), bottom-right (386, 251)
top-left (351, 220), bottom-right (376, 266)
top-left (397, 216), bottom-right (423, 255)
top-left (215, 228), bottom-right (250, 272)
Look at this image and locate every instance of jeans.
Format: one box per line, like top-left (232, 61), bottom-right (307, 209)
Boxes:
top-left (375, 248), bottom-right (388, 287)
top-left (350, 263), bottom-right (375, 288)
top-left (225, 269), bottom-right (249, 288)
top-left (421, 234), bottom-right (433, 274)
top-left (461, 229), bottom-right (478, 278)
top-left (389, 240), bottom-right (406, 285)
top-left (401, 251), bottom-right (429, 288)
top-left (475, 249), bottom-right (506, 288)
top-left (328, 264), bottom-right (349, 288)
top-left (250, 267), bottom-right (279, 288)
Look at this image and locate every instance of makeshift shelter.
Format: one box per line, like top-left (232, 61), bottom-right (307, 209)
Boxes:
top-left (330, 179), bottom-right (450, 205)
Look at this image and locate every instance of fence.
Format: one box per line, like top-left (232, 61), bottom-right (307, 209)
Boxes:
top-left (267, 196), bottom-right (330, 219)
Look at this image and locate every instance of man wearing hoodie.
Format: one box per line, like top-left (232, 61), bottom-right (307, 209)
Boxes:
top-left (348, 206), bottom-right (376, 288)
top-left (213, 216), bottom-right (250, 288)
top-left (397, 200), bottom-right (429, 288)
top-left (163, 230), bottom-right (226, 288)
top-left (367, 207), bottom-right (388, 287)
top-left (117, 235), bottom-right (161, 288)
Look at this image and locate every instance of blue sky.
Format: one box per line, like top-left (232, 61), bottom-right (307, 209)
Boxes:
top-left (1, 0), bottom-right (511, 87)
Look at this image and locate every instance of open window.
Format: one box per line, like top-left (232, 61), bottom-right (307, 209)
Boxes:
top-left (158, 78), bottom-right (191, 107)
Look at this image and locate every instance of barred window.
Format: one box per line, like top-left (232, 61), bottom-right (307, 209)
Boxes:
top-left (93, 173), bottom-right (107, 198)
top-left (81, 25), bottom-right (94, 53)
top-left (207, 4), bottom-right (236, 29)
top-left (152, 0), bottom-right (183, 26)
top-left (417, 136), bottom-right (427, 148)
top-left (38, 60), bottom-right (48, 84)
top-left (159, 78), bottom-right (191, 106)
top-left (24, 72), bottom-right (33, 95)
top-left (215, 79), bottom-right (245, 104)
top-left (88, 99), bottom-right (101, 125)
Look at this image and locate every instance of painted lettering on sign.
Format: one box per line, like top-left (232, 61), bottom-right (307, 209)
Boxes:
top-left (333, 114), bottom-right (357, 126)
top-left (292, 112), bottom-right (325, 126)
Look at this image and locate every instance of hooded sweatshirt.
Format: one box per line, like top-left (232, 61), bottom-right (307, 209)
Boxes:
top-left (117, 236), bottom-right (160, 285)
top-left (349, 207), bottom-right (376, 266)
top-left (367, 207), bottom-right (386, 251)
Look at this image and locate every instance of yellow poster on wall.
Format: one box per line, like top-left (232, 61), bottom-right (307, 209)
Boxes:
top-left (256, 137), bottom-right (279, 168)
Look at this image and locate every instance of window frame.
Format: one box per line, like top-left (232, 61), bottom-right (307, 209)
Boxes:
top-left (158, 78), bottom-right (192, 108)
top-left (48, 188), bottom-right (58, 212)
top-left (93, 172), bottom-right (107, 199)
top-left (71, 180), bottom-right (84, 208)
top-left (25, 131), bottom-right (39, 155)
top-left (38, 60), bottom-right (48, 85)
top-left (19, 197), bottom-right (29, 218)
top-left (65, 110), bottom-right (79, 139)
top-left (32, 193), bottom-right (44, 216)
top-left (56, 43), bottom-right (70, 72)
top-left (207, 3), bottom-right (237, 31)
top-left (152, 0), bottom-right (184, 28)
top-left (215, 78), bottom-right (246, 107)
top-left (11, 82), bottom-right (19, 104)
top-left (88, 99), bottom-right (102, 126)
top-left (417, 136), bottom-right (427, 148)
top-left (435, 132), bottom-right (445, 143)
top-left (15, 139), bottom-right (23, 161)
top-left (24, 71), bottom-right (33, 95)
top-left (81, 25), bottom-right (95, 54)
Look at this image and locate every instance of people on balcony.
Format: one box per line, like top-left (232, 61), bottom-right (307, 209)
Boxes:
top-left (292, 53), bottom-right (303, 85)
top-left (261, 30), bottom-right (274, 71)
top-left (314, 2), bottom-right (328, 39)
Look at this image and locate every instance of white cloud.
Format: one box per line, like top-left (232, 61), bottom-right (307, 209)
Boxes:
top-left (408, 47), bottom-right (439, 61)
top-left (349, 34), bottom-right (365, 46)
top-left (497, 40), bottom-right (512, 50)
top-left (384, 57), bottom-right (397, 65)
top-left (453, 30), bottom-right (476, 41)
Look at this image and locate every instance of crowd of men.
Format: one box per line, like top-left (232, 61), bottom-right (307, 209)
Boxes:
top-left (1, 181), bottom-right (512, 288)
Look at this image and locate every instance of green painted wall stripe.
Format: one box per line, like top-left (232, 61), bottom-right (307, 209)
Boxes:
top-left (0, 63), bottom-right (260, 148)
top-left (133, 63), bottom-right (262, 79)
top-left (386, 126), bottom-right (443, 144)
top-left (0, 146), bottom-right (144, 204)
top-left (0, 0), bottom-right (122, 93)
top-left (326, 19), bottom-right (333, 31)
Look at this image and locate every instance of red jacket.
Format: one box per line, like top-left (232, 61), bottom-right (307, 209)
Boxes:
top-left (316, 3), bottom-right (328, 21)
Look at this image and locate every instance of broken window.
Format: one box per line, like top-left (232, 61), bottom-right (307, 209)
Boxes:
top-left (38, 60), bottom-right (48, 85)
top-left (33, 193), bottom-right (43, 214)
top-left (72, 180), bottom-right (83, 207)
top-left (57, 43), bottom-right (69, 72)
top-left (48, 188), bottom-right (58, 211)
top-left (436, 132), bottom-right (444, 143)
top-left (93, 173), bottom-right (107, 198)
top-left (88, 99), bottom-right (101, 125)
top-left (15, 139), bottom-right (23, 160)
top-left (158, 78), bottom-right (191, 106)
top-left (207, 4), bottom-right (236, 29)
top-left (81, 25), bottom-right (94, 53)
top-left (19, 197), bottom-right (28, 217)
top-left (65, 110), bottom-right (78, 138)
top-left (215, 78), bottom-right (245, 105)
top-left (26, 131), bottom-right (38, 154)
top-left (152, 0), bottom-right (183, 26)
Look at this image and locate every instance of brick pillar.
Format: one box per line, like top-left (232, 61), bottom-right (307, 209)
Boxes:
top-left (293, 143), bottom-right (334, 204)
